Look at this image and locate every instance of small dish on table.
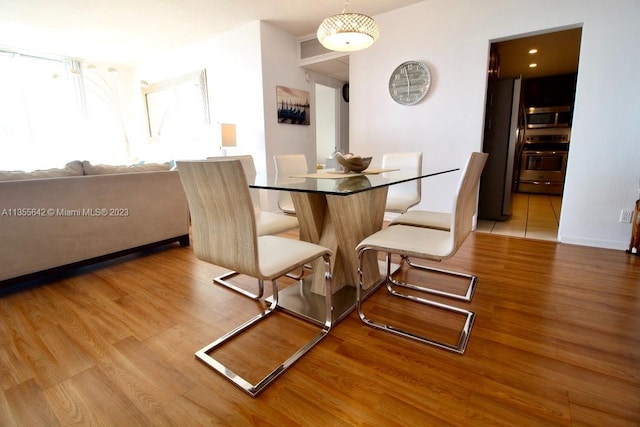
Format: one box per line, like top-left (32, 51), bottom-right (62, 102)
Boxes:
top-left (334, 153), bottom-right (372, 173)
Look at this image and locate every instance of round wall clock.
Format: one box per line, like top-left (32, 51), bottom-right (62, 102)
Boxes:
top-left (388, 61), bottom-right (432, 105)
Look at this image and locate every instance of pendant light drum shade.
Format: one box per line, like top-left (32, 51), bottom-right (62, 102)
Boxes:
top-left (317, 12), bottom-right (379, 52)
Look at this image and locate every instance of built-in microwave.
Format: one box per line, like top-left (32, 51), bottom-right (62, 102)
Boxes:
top-left (525, 106), bottom-right (571, 129)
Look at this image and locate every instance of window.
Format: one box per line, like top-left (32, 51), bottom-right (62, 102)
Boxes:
top-left (0, 49), bottom-right (130, 171)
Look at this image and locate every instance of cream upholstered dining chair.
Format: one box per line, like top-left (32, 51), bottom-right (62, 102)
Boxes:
top-left (387, 153), bottom-right (480, 232)
top-left (176, 159), bottom-right (333, 397)
top-left (273, 154), bottom-right (308, 214)
top-left (389, 150), bottom-right (488, 231)
top-left (386, 152), bottom-right (488, 302)
top-left (206, 155), bottom-right (300, 299)
top-left (355, 152), bottom-right (488, 354)
top-left (382, 152), bottom-right (423, 213)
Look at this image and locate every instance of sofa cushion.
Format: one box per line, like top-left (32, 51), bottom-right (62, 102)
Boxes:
top-left (82, 161), bottom-right (172, 175)
top-left (0, 161), bottom-right (84, 182)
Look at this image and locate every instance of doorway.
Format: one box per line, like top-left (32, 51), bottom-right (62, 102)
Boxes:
top-left (314, 81), bottom-right (349, 168)
top-left (315, 83), bottom-right (337, 167)
top-left (478, 27), bottom-right (582, 241)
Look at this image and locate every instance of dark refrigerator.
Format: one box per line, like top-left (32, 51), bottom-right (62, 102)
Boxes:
top-left (478, 77), bottom-right (522, 221)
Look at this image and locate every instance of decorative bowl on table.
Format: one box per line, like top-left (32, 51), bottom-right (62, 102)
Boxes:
top-left (334, 152), bottom-right (372, 173)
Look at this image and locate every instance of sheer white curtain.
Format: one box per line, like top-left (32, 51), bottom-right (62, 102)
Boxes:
top-left (0, 50), bottom-right (130, 171)
top-left (78, 66), bottom-right (132, 165)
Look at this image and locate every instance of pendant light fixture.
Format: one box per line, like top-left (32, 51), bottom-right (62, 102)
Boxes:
top-left (317, 1), bottom-right (379, 52)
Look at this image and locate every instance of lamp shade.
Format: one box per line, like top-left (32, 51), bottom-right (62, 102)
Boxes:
top-left (220, 123), bottom-right (236, 147)
top-left (317, 12), bottom-right (379, 52)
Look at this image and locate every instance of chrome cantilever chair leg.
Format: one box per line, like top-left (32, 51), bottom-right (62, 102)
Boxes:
top-left (357, 250), bottom-right (475, 355)
top-left (213, 265), bottom-right (306, 300)
top-left (285, 265), bottom-right (306, 280)
top-left (196, 254), bottom-right (333, 397)
top-left (213, 271), bottom-right (265, 300)
top-left (387, 255), bottom-right (478, 302)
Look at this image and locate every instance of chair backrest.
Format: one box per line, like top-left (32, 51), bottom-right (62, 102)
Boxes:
top-left (382, 152), bottom-right (423, 211)
top-left (274, 154), bottom-right (308, 176)
top-left (207, 155), bottom-right (261, 212)
top-left (450, 152), bottom-right (489, 250)
top-left (274, 154), bottom-right (309, 212)
top-left (176, 159), bottom-right (261, 277)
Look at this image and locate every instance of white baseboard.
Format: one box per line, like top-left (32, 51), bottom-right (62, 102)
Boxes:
top-left (558, 234), bottom-right (628, 251)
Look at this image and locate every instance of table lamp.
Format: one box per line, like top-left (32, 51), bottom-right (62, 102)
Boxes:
top-left (220, 123), bottom-right (236, 156)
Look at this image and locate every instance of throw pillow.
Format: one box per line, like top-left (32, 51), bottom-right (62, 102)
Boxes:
top-left (0, 160), bottom-right (84, 181)
top-left (82, 161), bottom-right (172, 175)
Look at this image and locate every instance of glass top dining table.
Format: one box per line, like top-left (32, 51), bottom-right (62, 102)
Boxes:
top-left (250, 166), bottom-right (460, 325)
top-left (251, 167), bottom-right (459, 196)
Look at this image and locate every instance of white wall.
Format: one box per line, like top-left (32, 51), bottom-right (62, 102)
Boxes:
top-left (259, 23), bottom-right (315, 175)
top-left (349, 0), bottom-right (640, 250)
top-left (133, 22), bottom-right (265, 165)
top-left (258, 22), bottom-right (318, 210)
top-left (135, 21), bottom-right (324, 211)
top-left (258, 22), bottom-right (350, 209)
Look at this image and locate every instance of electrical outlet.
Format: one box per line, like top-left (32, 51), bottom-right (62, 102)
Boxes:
top-left (620, 209), bottom-right (633, 223)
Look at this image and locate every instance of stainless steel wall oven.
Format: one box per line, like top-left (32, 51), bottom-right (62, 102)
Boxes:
top-left (518, 128), bottom-right (570, 195)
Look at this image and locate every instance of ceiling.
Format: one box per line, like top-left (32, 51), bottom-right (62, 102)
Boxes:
top-left (0, 1), bottom-right (581, 83)
top-left (495, 28), bottom-right (582, 79)
top-left (0, 0), bottom-right (423, 67)
top-left (303, 55), bottom-right (351, 81)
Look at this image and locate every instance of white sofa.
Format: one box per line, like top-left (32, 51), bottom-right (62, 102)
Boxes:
top-left (0, 161), bottom-right (190, 288)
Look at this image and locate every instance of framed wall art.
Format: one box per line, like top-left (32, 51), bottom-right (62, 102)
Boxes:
top-left (276, 86), bottom-right (310, 125)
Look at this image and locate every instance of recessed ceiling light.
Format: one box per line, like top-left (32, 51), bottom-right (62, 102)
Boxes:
top-left (529, 63), bottom-right (538, 68)
top-left (529, 48), bottom-right (538, 54)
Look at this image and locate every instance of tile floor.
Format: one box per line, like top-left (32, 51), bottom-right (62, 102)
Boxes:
top-left (476, 192), bottom-right (562, 241)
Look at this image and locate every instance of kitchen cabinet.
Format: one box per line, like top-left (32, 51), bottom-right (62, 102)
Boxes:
top-left (523, 73), bottom-right (577, 107)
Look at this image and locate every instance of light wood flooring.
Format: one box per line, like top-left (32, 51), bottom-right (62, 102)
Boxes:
top-left (477, 192), bottom-right (562, 241)
top-left (1, 230), bottom-right (639, 425)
